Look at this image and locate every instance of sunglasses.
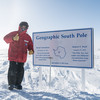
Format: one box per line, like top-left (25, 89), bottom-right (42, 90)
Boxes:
top-left (21, 26), bottom-right (27, 31)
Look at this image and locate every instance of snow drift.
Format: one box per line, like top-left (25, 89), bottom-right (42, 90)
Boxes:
top-left (0, 49), bottom-right (100, 100)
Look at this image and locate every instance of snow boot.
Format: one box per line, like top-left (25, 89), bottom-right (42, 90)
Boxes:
top-left (8, 85), bottom-right (14, 90)
top-left (15, 85), bottom-right (22, 90)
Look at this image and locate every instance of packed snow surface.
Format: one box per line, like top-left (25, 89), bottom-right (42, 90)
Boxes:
top-left (0, 49), bottom-right (100, 100)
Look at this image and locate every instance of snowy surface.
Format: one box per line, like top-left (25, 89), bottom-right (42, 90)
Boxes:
top-left (0, 49), bottom-right (100, 100)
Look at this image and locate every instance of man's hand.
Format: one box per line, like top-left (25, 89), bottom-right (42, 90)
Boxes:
top-left (13, 34), bottom-right (19, 41)
top-left (29, 50), bottom-right (34, 55)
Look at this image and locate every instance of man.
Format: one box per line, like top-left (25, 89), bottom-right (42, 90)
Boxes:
top-left (4, 22), bottom-right (34, 90)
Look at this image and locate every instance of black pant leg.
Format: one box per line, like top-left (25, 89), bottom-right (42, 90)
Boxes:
top-left (8, 61), bottom-right (17, 85)
top-left (15, 62), bottom-right (24, 85)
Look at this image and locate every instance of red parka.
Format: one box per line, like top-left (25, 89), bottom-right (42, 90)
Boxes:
top-left (4, 27), bottom-right (34, 63)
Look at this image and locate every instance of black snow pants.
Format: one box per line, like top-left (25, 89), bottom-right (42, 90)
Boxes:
top-left (8, 61), bottom-right (24, 86)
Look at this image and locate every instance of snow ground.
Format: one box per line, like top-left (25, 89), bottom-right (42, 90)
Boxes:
top-left (0, 49), bottom-right (100, 100)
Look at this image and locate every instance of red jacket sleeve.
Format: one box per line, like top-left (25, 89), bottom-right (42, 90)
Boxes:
top-left (28, 36), bottom-right (34, 52)
top-left (4, 32), bottom-right (16, 43)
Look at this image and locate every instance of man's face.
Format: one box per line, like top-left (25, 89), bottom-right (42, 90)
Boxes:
top-left (21, 25), bottom-right (27, 31)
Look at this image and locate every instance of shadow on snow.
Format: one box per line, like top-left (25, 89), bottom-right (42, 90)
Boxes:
top-left (13, 90), bottom-right (100, 100)
top-left (13, 90), bottom-right (67, 100)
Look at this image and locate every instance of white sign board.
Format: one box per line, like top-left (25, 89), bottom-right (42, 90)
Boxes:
top-left (33, 28), bottom-right (94, 68)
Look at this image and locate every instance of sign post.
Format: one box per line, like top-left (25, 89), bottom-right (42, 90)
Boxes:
top-left (49, 57), bottom-right (53, 88)
top-left (82, 69), bottom-right (85, 91)
top-left (39, 66), bottom-right (42, 89)
top-left (33, 28), bottom-right (94, 91)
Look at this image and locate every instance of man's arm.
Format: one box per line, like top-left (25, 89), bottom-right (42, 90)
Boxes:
top-left (28, 37), bottom-right (34, 55)
top-left (4, 32), bottom-right (17, 43)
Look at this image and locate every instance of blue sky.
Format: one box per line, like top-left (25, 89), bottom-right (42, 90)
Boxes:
top-left (0, 0), bottom-right (100, 50)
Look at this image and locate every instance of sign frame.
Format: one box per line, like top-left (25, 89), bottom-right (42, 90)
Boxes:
top-left (32, 28), bottom-right (94, 68)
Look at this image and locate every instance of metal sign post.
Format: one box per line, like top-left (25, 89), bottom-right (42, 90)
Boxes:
top-left (49, 57), bottom-right (53, 88)
top-left (82, 69), bottom-right (85, 91)
top-left (33, 28), bottom-right (94, 91)
top-left (39, 66), bottom-right (42, 89)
